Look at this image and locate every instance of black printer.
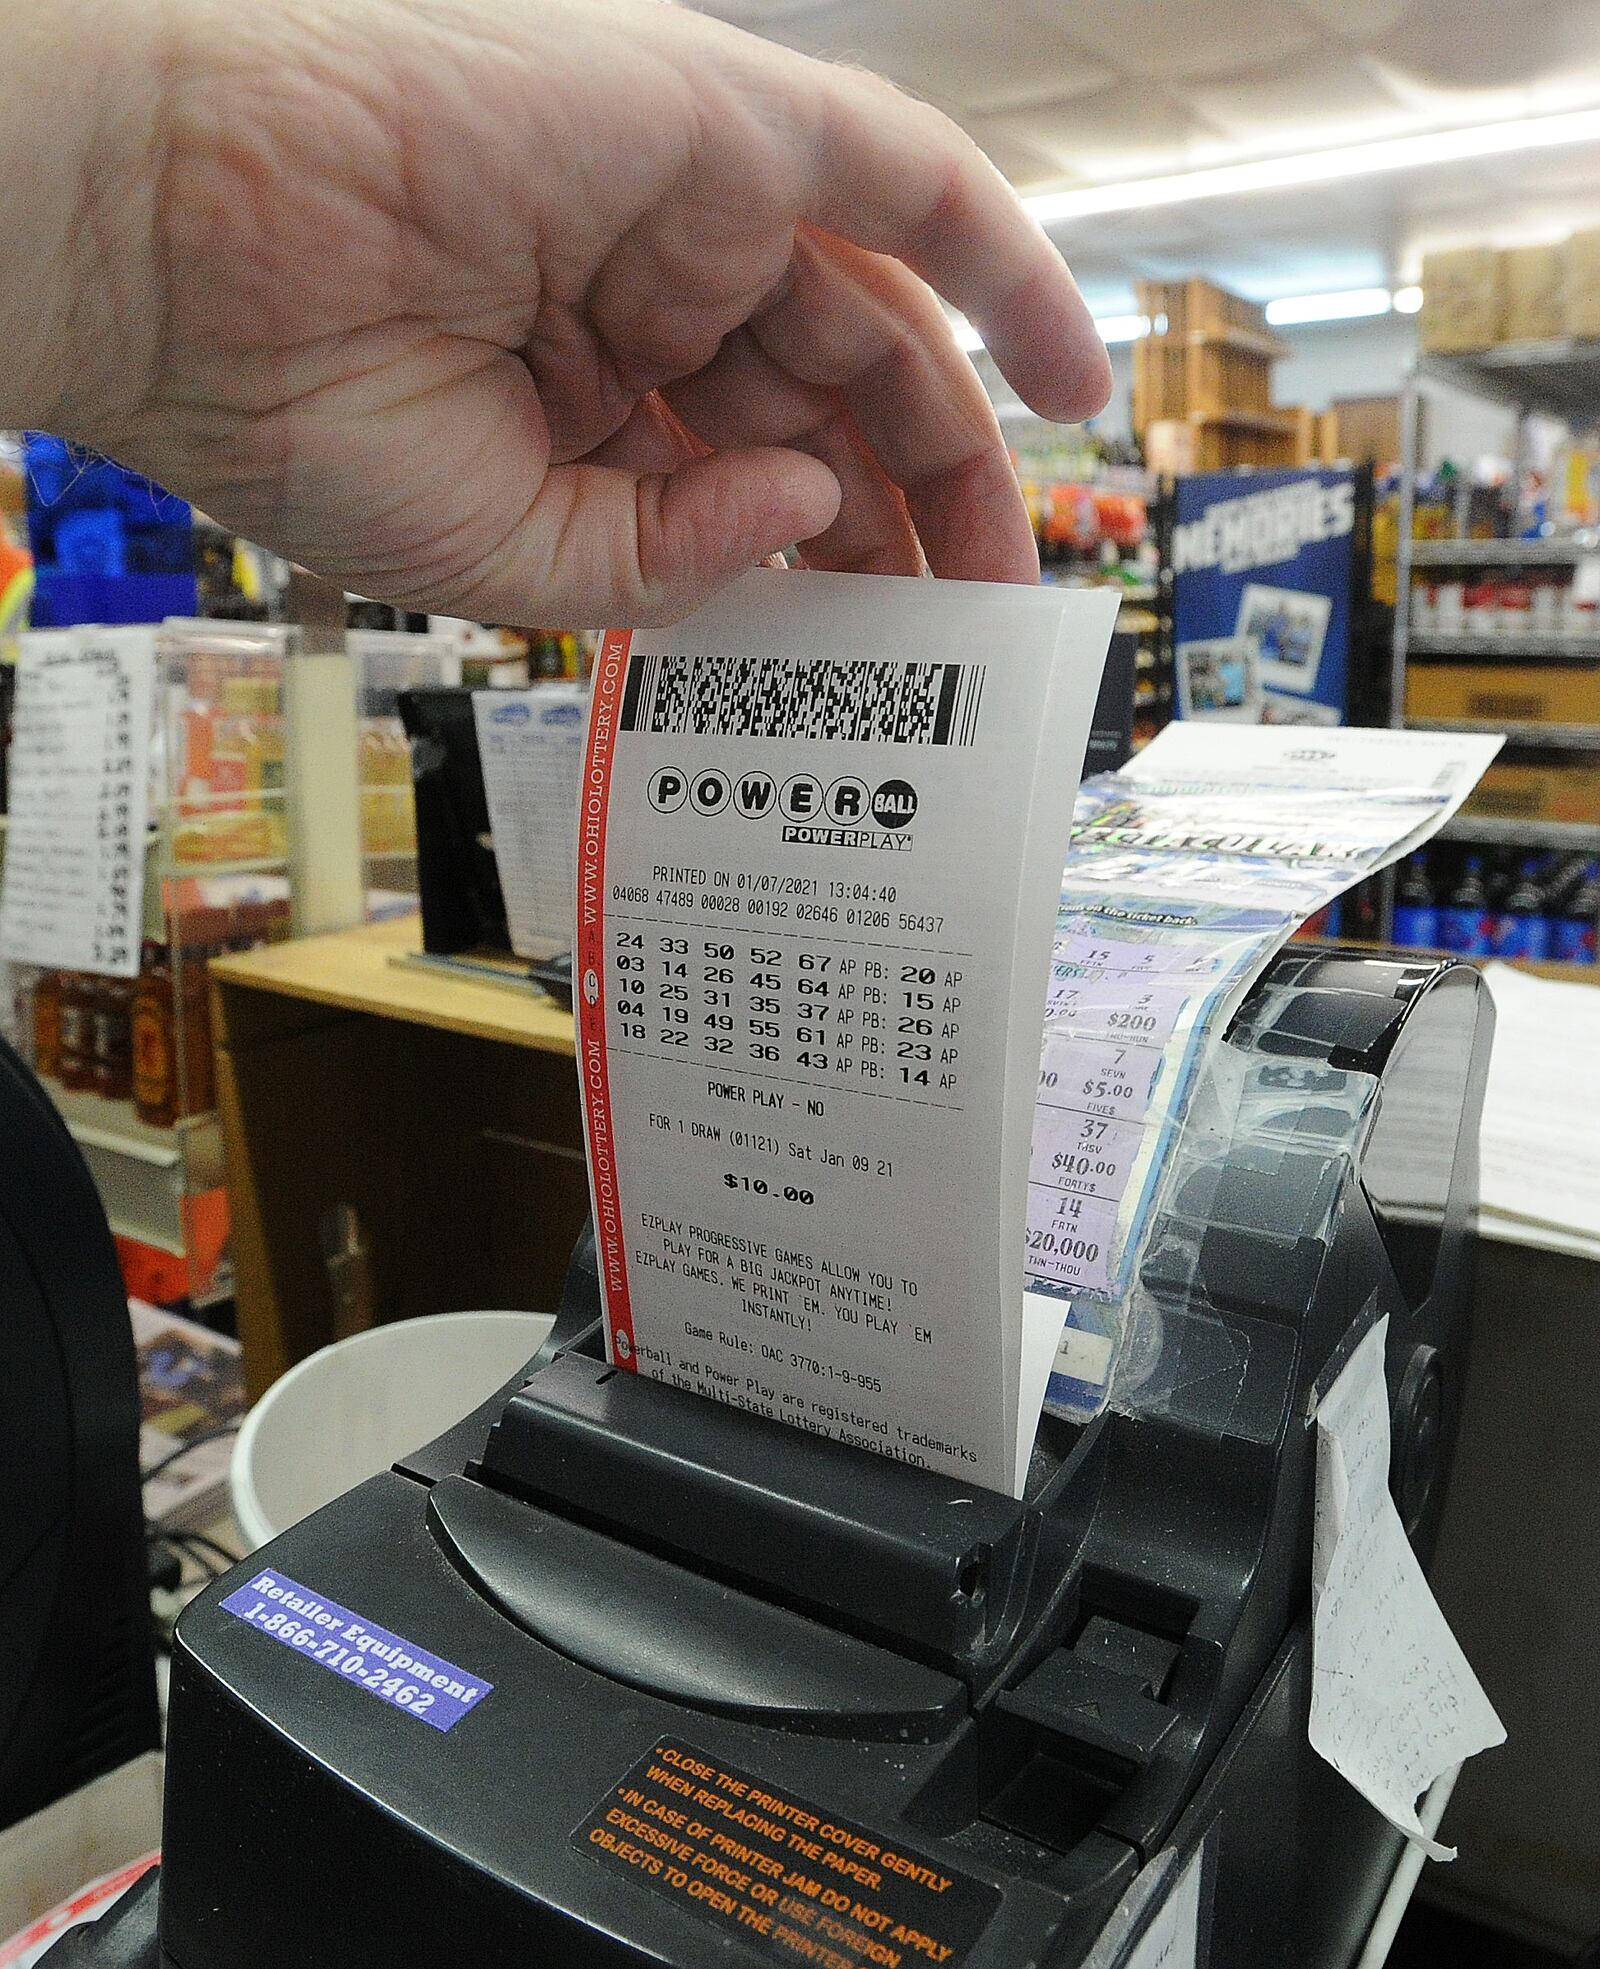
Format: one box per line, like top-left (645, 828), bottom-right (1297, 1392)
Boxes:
top-left (53, 948), bottom-right (1491, 1969)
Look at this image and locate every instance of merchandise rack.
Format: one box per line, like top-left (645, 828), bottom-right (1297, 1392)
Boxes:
top-left (1388, 342), bottom-right (1600, 951)
top-left (1438, 815), bottom-right (1600, 851)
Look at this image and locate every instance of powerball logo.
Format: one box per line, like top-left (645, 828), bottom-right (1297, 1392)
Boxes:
top-left (647, 766), bottom-right (917, 852)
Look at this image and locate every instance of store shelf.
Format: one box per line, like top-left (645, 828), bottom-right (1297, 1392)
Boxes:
top-left (40, 1079), bottom-right (225, 1254)
top-left (1189, 408), bottom-right (1298, 433)
top-left (1440, 815), bottom-right (1600, 850)
top-left (1409, 537), bottom-right (1600, 568)
top-left (1406, 717), bottom-right (1600, 750)
top-left (1407, 633), bottom-right (1600, 659)
top-left (1420, 340), bottom-right (1600, 421)
top-left (1185, 324), bottom-right (1291, 360)
top-left (161, 853), bottom-right (289, 879)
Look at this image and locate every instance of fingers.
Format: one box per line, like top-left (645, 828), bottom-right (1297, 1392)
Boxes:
top-left (758, 231), bottom-right (1039, 582)
top-left (579, 13), bottom-right (1107, 431)
top-left (450, 443), bottom-right (841, 628)
top-left (584, 392), bottom-right (708, 475)
top-left (668, 230), bottom-right (1037, 583)
top-left (664, 329), bottom-right (925, 578)
top-left (799, 66), bottom-right (1112, 425)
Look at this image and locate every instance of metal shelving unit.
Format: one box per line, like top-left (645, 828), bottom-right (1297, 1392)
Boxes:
top-left (1392, 347), bottom-right (1600, 730)
top-left (1389, 344), bottom-right (1600, 954)
top-left (1408, 633), bottom-right (1600, 659)
top-left (1439, 815), bottom-right (1600, 851)
top-left (1409, 536), bottom-right (1598, 568)
top-left (1416, 338), bottom-right (1600, 421)
top-left (1406, 716), bottom-right (1600, 749)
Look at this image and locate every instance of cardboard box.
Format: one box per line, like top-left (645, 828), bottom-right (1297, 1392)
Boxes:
top-left (1464, 760), bottom-right (1600, 824)
top-left (1323, 394), bottom-right (1403, 467)
top-left (1420, 248), bottom-right (1504, 354)
top-left (1143, 419), bottom-right (1200, 475)
top-left (1406, 660), bottom-right (1600, 726)
top-left (1500, 243), bottom-right (1565, 343)
top-left (1564, 228), bottom-right (1600, 341)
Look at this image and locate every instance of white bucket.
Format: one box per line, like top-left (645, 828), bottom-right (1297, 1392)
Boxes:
top-left (230, 1310), bottom-right (554, 1550)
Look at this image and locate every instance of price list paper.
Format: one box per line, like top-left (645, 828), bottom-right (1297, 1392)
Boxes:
top-left (474, 684), bottom-right (587, 960)
top-left (576, 569), bottom-right (1117, 1496)
top-left (0, 628), bottom-right (155, 978)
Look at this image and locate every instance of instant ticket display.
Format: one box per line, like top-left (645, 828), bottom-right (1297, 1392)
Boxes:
top-left (577, 569), bottom-right (1118, 1497)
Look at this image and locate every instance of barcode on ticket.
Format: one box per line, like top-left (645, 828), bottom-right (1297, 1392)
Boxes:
top-left (619, 652), bottom-right (986, 747)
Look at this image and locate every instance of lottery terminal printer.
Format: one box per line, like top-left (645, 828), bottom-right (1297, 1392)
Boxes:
top-left (52, 947), bottom-right (1491, 1969)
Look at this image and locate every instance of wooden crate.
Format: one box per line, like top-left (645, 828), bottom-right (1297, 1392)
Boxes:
top-left (1321, 395), bottom-right (1404, 467)
top-left (1132, 278), bottom-right (1294, 467)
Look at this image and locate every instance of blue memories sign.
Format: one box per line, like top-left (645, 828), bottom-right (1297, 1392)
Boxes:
top-left (1170, 466), bottom-right (1357, 730)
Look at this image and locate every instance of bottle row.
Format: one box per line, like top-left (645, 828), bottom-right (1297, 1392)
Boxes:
top-left (1394, 846), bottom-right (1598, 964)
top-left (24, 897), bottom-right (291, 1125)
top-left (1410, 570), bottom-right (1599, 641)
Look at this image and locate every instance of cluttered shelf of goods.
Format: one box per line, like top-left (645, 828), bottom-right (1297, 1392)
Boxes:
top-left (1380, 231), bottom-right (1600, 976)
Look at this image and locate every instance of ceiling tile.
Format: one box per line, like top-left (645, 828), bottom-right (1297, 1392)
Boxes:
top-left (692, 1), bottom-right (844, 21)
top-left (726, 0), bottom-right (1117, 118)
top-left (1183, 49), bottom-right (1414, 149)
top-left (1020, 0), bottom-right (1322, 85)
top-left (957, 115), bottom-right (1068, 189)
top-left (990, 81), bottom-right (1231, 180)
top-left (689, 0), bottom-right (1600, 309)
top-left (1288, 0), bottom-right (1417, 35)
top-left (1373, 0), bottom-right (1600, 91)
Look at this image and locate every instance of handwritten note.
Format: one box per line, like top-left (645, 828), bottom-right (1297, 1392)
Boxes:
top-left (1310, 1316), bottom-right (1504, 1859)
top-left (473, 684), bottom-right (586, 960)
top-left (0, 628), bottom-right (155, 977)
top-left (1126, 1846), bottom-right (1204, 1969)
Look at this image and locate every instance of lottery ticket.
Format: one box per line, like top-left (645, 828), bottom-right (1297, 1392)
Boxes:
top-left (576, 569), bottom-right (1118, 1495)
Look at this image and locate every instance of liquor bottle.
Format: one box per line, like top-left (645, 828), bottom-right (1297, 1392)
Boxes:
top-left (1393, 854), bottom-right (1438, 949)
top-left (32, 971), bottom-right (63, 1078)
top-left (1439, 855), bottom-right (1490, 955)
top-left (132, 943), bottom-right (177, 1126)
top-left (56, 972), bottom-right (97, 1091)
top-left (1554, 860), bottom-right (1600, 964)
top-left (1491, 857), bottom-right (1551, 960)
top-left (90, 974), bottom-right (136, 1101)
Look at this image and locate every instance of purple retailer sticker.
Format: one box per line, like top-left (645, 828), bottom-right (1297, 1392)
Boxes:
top-left (219, 1568), bottom-right (492, 1732)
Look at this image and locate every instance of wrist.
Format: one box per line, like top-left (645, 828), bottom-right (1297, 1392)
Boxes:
top-left (2, 0), bottom-right (171, 447)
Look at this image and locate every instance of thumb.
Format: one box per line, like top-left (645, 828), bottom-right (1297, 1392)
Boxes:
top-left (470, 446), bottom-right (841, 628)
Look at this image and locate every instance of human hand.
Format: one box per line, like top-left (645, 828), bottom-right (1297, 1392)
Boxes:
top-left (19, 0), bottom-right (1110, 624)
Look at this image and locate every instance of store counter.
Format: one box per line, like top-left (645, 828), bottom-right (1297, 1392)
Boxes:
top-left (210, 917), bottom-right (582, 1399)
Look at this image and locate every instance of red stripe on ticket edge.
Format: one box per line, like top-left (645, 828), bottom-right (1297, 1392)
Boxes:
top-left (577, 628), bottom-right (637, 1369)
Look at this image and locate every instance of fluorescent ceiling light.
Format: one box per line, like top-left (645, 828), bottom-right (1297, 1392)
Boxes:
top-left (951, 312), bottom-right (1148, 354)
top-left (957, 288), bottom-right (1421, 360)
top-left (1265, 287), bottom-right (1392, 325)
top-left (1022, 106), bottom-right (1600, 224)
top-left (1094, 313), bottom-right (1151, 344)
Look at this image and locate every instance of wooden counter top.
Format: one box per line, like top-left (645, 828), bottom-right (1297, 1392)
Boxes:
top-left (208, 914), bottom-right (576, 1056)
